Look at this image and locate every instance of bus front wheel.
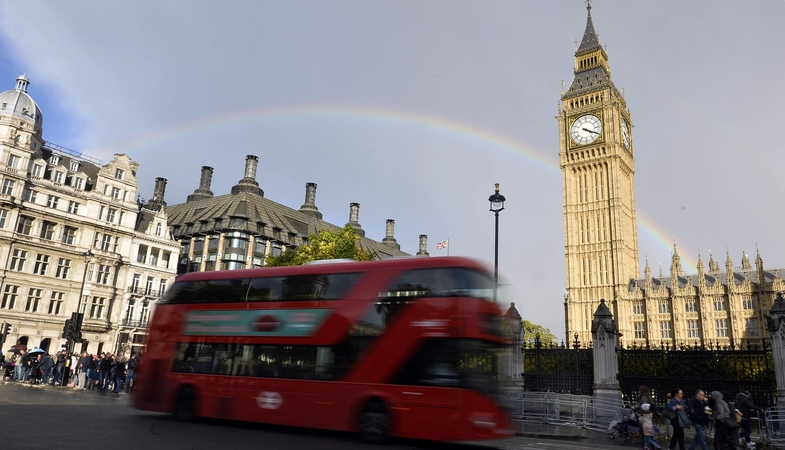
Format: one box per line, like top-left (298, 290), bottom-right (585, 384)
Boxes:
top-left (173, 386), bottom-right (197, 421)
top-left (358, 399), bottom-right (390, 443)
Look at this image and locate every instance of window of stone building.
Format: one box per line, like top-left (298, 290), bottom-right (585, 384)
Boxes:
top-left (159, 279), bottom-right (168, 297)
top-left (742, 296), bottom-right (756, 310)
top-left (90, 296), bottom-right (106, 319)
top-left (658, 301), bottom-right (670, 314)
top-left (7, 153), bottom-right (20, 169)
top-left (2, 285), bottom-right (19, 309)
top-left (48, 291), bottom-right (64, 315)
top-left (659, 321), bottom-right (672, 339)
top-left (74, 177), bottom-right (84, 190)
top-left (70, 161), bottom-right (79, 172)
top-left (55, 258), bottom-right (71, 279)
top-left (685, 299), bottom-right (697, 312)
top-left (33, 254), bottom-right (50, 275)
top-left (32, 164), bottom-right (43, 178)
top-left (62, 226), bottom-right (77, 245)
top-left (745, 318), bottom-right (760, 337)
top-left (2, 179), bottom-right (15, 195)
top-left (131, 273), bottom-right (141, 291)
top-left (124, 300), bottom-right (136, 323)
top-left (97, 264), bottom-right (111, 284)
top-left (115, 168), bottom-right (124, 180)
top-left (111, 187), bottom-right (121, 199)
top-left (50, 155), bottom-right (59, 165)
top-left (205, 255), bottom-right (217, 271)
top-left (106, 208), bottom-right (116, 223)
top-left (67, 201), bottom-right (79, 214)
top-left (713, 298), bottom-right (727, 311)
top-left (40, 221), bottom-right (55, 240)
top-left (271, 242), bottom-right (282, 257)
top-left (47, 195), bottom-right (59, 209)
top-left (634, 321), bottom-right (645, 339)
top-left (0, 209), bottom-right (6, 228)
top-left (687, 320), bottom-right (700, 338)
top-left (23, 188), bottom-right (37, 203)
top-left (137, 245), bottom-right (148, 263)
top-left (10, 249), bottom-right (27, 271)
top-left (632, 302), bottom-right (644, 315)
top-left (715, 319), bottom-right (728, 338)
top-left (193, 239), bottom-right (204, 254)
top-left (162, 251), bottom-right (171, 269)
top-left (16, 216), bottom-right (33, 235)
top-left (26, 288), bottom-right (42, 312)
top-left (156, 222), bottom-right (162, 236)
top-left (149, 249), bottom-right (158, 266)
top-left (254, 238), bottom-right (267, 255)
top-left (100, 234), bottom-right (111, 251)
top-left (145, 276), bottom-right (154, 295)
top-left (87, 263), bottom-right (95, 282)
top-left (208, 236), bottom-right (219, 252)
top-left (54, 171), bottom-right (64, 184)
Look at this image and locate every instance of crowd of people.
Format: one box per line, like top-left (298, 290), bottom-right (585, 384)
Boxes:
top-left (630, 385), bottom-right (765, 450)
top-left (1, 347), bottom-right (139, 394)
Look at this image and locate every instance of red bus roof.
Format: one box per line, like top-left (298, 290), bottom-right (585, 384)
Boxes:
top-left (173, 256), bottom-right (492, 282)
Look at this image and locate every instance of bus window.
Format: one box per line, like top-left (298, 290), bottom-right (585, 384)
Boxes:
top-left (159, 278), bottom-right (250, 304)
top-left (248, 273), bottom-right (361, 301)
top-left (379, 267), bottom-right (494, 301)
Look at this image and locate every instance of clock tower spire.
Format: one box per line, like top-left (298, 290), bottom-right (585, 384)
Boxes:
top-left (559, 3), bottom-right (639, 345)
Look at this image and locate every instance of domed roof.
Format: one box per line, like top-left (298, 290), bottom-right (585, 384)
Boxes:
top-left (0, 74), bottom-right (43, 129)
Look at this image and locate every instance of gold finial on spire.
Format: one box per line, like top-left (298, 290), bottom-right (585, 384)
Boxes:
top-left (585, 0), bottom-right (592, 11)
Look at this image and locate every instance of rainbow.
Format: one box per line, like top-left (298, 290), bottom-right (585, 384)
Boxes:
top-left (94, 104), bottom-right (696, 271)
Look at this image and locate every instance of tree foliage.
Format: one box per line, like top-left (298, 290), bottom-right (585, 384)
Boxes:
top-left (522, 320), bottom-right (558, 346)
top-left (265, 225), bottom-right (376, 267)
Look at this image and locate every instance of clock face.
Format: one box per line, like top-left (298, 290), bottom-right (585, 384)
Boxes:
top-left (621, 119), bottom-right (631, 149)
top-left (570, 114), bottom-right (603, 145)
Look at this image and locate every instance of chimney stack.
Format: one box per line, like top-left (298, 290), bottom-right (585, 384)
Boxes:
top-left (382, 219), bottom-right (400, 251)
top-left (231, 155), bottom-right (264, 196)
top-left (346, 202), bottom-right (365, 237)
top-left (416, 234), bottom-right (429, 256)
top-left (298, 182), bottom-right (322, 219)
top-left (145, 177), bottom-right (168, 211)
top-left (186, 166), bottom-right (215, 203)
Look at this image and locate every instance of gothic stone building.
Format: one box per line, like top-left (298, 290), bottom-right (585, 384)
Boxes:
top-left (559, 6), bottom-right (784, 347)
top-left (0, 75), bottom-right (180, 355)
top-left (166, 155), bottom-right (431, 273)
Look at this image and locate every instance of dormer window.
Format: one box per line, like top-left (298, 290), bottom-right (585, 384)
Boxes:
top-left (69, 161), bottom-right (79, 172)
top-left (1, 103), bottom-right (6, 110)
top-left (115, 169), bottom-right (124, 180)
top-left (32, 164), bottom-right (43, 178)
top-left (53, 171), bottom-right (64, 184)
top-left (73, 177), bottom-right (84, 190)
top-left (155, 222), bottom-right (162, 237)
top-left (49, 155), bottom-right (60, 165)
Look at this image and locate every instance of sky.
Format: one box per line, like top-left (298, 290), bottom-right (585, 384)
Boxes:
top-left (1, 1), bottom-right (784, 341)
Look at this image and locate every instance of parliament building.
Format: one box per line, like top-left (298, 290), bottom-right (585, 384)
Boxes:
top-left (560, 4), bottom-right (784, 347)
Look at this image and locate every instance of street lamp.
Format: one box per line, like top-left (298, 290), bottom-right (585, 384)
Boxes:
top-left (488, 183), bottom-right (506, 303)
top-left (74, 250), bottom-right (93, 336)
top-left (61, 249), bottom-right (93, 386)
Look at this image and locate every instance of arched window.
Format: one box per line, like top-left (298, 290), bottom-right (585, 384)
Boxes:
top-left (155, 222), bottom-right (162, 237)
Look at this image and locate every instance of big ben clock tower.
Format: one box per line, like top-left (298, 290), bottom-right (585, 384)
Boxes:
top-left (559, 2), bottom-right (639, 345)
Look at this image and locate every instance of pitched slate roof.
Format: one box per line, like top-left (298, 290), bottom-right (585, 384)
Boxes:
top-left (627, 268), bottom-right (785, 292)
top-left (166, 191), bottom-right (409, 259)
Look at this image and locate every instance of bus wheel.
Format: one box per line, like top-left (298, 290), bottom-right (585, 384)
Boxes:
top-left (358, 399), bottom-right (390, 444)
top-left (173, 386), bottom-right (197, 421)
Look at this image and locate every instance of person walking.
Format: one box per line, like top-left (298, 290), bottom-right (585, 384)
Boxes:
top-left (736, 391), bottom-right (763, 449)
top-left (124, 353), bottom-right (137, 393)
top-left (667, 388), bottom-right (687, 450)
top-left (638, 403), bottom-right (663, 450)
top-left (687, 389), bottom-right (710, 450)
top-left (53, 349), bottom-right (67, 385)
top-left (98, 353), bottom-right (113, 393)
top-left (710, 391), bottom-right (738, 450)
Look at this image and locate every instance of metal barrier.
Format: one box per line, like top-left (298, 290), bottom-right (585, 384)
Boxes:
top-left (764, 407), bottom-right (785, 448)
top-left (504, 391), bottom-right (622, 433)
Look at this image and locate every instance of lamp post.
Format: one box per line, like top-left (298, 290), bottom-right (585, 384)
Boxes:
top-left (488, 183), bottom-right (506, 303)
top-left (62, 249), bottom-right (93, 386)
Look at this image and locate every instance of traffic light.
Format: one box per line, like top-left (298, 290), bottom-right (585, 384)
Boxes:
top-left (3, 323), bottom-right (9, 335)
top-left (0, 322), bottom-right (9, 345)
top-left (72, 312), bottom-right (84, 335)
top-left (61, 319), bottom-right (71, 339)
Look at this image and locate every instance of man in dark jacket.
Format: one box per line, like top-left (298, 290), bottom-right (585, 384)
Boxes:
top-left (736, 391), bottom-right (763, 449)
top-left (98, 353), bottom-right (113, 393)
top-left (54, 350), bottom-right (67, 385)
top-left (687, 389), bottom-right (710, 450)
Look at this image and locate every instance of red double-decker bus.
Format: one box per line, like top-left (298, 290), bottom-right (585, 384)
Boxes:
top-left (132, 256), bottom-right (511, 442)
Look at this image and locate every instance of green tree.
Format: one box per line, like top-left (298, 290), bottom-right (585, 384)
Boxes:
top-left (265, 225), bottom-right (376, 267)
top-left (522, 320), bottom-right (558, 347)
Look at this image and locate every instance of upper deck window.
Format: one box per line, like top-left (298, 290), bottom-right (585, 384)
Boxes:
top-left (381, 267), bottom-right (495, 302)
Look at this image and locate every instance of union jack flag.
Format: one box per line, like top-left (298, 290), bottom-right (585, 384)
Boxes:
top-left (436, 240), bottom-right (449, 250)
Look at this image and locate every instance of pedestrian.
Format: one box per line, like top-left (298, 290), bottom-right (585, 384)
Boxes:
top-left (98, 353), bottom-right (113, 393)
top-left (736, 390), bottom-right (763, 449)
top-left (638, 403), bottom-right (663, 450)
top-left (74, 351), bottom-right (91, 391)
top-left (710, 391), bottom-right (738, 450)
top-left (54, 349), bottom-right (67, 385)
top-left (638, 385), bottom-right (653, 410)
top-left (40, 353), bottom-right (54, 385)
top-left (112, 357), bottom-right (126, 394)
top-left (124, 353), bottom-right (137, 393)
top-left (687, 389), bottom-right (710, 450)
top-left (667, 388), bottom-right (687, 450)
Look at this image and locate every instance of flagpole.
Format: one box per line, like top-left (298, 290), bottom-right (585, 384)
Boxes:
top-left (447, 237), bottom-right (450, 256)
